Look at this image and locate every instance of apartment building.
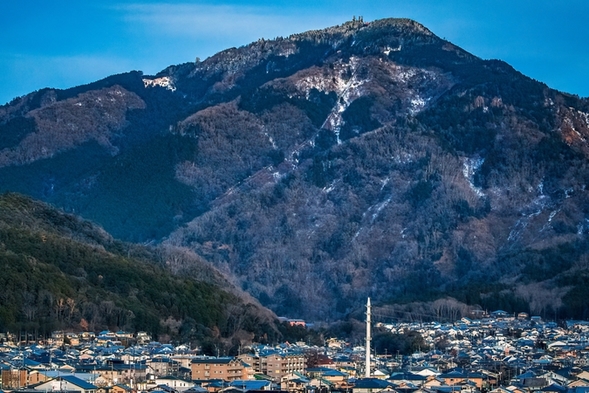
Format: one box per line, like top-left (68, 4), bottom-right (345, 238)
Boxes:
top-left (190, 357), bottom-right (247, 381)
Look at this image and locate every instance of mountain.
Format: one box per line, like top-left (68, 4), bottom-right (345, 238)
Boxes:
top-left (1, 18), bottom-right (589, 321)
top-left (0, 193), bottom-right (278, 348)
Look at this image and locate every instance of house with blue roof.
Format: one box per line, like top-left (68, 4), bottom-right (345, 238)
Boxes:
top-left (352, 377), bottom-right (394, 393)
top-left (431, 386), bottom-right (465, 393)
top-left (154, 375), bottom-right (195, 391)
top-left (184, 386), bottom-right (208, 393)
top-left (389, 372), bottom-right (428, 382)
top-left (490, 311), bottom-right (509, 319)
top-left (280, 371), bottom-right (310, 393)
top-left (109, 383), bottom-right (135, 393)
top-left (540, 383), bottom-right (568, 393)
top-left (34, 375), bottom-right (98, 393)
top-left (202, 379), bottom-right (230, 391)
top-left (319, 369), bottom-right (349, 386)
top-left (228, 379), bottom-right (272, 391)
top-left (147, 384), bottom-right (177, 393)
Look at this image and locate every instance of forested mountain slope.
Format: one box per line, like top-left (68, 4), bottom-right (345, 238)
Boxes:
top-left (1, 18), bottom-right (589, 321)
top-left (0, 193), bottom-right (277, 347)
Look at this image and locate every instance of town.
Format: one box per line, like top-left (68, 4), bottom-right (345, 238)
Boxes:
top-left (2, 311), bottom-right (589, 393)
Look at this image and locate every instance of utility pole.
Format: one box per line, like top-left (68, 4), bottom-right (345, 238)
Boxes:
top-left (365, 298), bottom-right (371, 378)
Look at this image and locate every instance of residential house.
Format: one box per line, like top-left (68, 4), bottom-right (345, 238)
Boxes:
top-left (227, 380), bottom-right (272, 391)
top-left (568, 380), bottom-right (589, 389)
top-left (321, 369), bottom-right (349, 387)
top-left (28, 370), bottom-right (51, 385)
top-left (66, 333), bottom-right (81, 346)
top-left (184, 387), bottom-right (208, 393)
top-left (29, 371), bottom-right (99, 386)
top-left (136, 332), bottom-right (152, 345)
top-left (110, 384), bottom-right (136, 393)
top-left (352, 378), bottom-right (395, 393)
top-left (146, 384), bottom-right (178, 393)
top-left (570, 372), bottom-right (589, 386)
top-left (280, 372), bottom-right (309, 393)
top-left (197, 379), bottom-right (230, 393)
top-left (490, 311), bottom-right (509, 319)
top-left (372, 370), bottom-right (388, 380)
top-left (438, 369), bottom-right (485, 389)
top-left (34, 375), bottom-right (98, 393)
top-left (155, 375), bottom-right (195, 392)
top-left (541, 383), bottom-right (568, 393)
top-left (422, 376), bottom-right (444, 389)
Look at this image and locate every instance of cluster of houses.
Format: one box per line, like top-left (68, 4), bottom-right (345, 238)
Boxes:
top-left (2, 314), bottom-right (589, 393)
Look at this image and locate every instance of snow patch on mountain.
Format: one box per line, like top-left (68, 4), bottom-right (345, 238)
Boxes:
top-left (323, 63), bottom-right (368, 142)
top-left (385, 63), bottom-right (447, 115)
top-left (409, 97), bottom-right (428, 115)
top-left (392, 151), bottom-right (415, 164)
top-left (462, 156), bottom-right (485, 197)
top-left (508, 184), bottom-right (552, 242)
top-left (295, 57), bottom-right (368, 143)
top-left (262, 127), bottom-right (278, 149)
top-left (143, 77), bottom-right (176, 92)
top-left (383, 45), bottom-right (402, 55)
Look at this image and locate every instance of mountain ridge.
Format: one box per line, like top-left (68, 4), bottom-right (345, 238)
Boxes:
top-left (1, 18), bottom-right (589, 322)
top-left (0, 192), bottom-right (279, 348)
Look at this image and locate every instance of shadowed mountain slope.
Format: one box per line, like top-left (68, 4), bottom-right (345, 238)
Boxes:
top-left (1, 18), bottom-right (589, 321)
top-left (0, 193), bottom-right (277, 346)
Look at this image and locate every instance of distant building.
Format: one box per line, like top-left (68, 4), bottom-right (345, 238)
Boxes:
top-left (146, 358), bottom-right (179, 377)
top-left (34, 375), bottom-right (98, 393)
top-left (259, 352), bottom-right (306, 381)
top-left (154, 375), bottom-right (195, 391)
top-left (1, 368), bottom-right (28, 389)
top-left (287, 320), bottom-right (306, 327)
top-left (190, 357), bottom-right (247, 382)
top-left (490, 310), bottom-right (509, 319)
top-left (352, 378), bottom-right (394, 393)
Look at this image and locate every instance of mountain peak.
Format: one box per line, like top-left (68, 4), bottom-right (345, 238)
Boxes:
top-left (1, 18), bottom-right (589, 322)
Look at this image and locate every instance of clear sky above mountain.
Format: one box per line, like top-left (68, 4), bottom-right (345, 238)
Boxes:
top-left (2, 0), bottom-right (588, 105)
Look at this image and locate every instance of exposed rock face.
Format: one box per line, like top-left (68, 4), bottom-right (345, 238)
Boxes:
top-left (2, 18), bottom-right (589, 321)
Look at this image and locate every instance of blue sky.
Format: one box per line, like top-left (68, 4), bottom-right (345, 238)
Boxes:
top-left (2, 0), bottom-right (588, 105)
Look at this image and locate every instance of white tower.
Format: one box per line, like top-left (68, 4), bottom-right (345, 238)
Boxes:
top-left (365, 297), bottom-right (371, 378)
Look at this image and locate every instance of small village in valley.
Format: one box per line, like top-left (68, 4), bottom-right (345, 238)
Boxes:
top-left (2, 299), bottom-right (589, 393)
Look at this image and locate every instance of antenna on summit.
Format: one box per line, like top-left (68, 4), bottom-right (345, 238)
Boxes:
top-left (365, 297), bottom-right (371, 378)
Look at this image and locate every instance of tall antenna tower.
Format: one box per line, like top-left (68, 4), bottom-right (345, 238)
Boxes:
top-left (365, 297), bottom-right (371, 378)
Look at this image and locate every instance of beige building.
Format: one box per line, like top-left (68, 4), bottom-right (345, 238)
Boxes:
top-left (1, 368), bottom-right (28, 389)
top-left (259, 352), bottom-right (306, 381)
top-left (191, 357), bottom-right (247, 381)
top-left (145, 358), bottom-right (179, 377)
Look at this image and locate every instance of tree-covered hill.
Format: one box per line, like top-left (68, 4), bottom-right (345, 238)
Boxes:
top-left (1, 18), bottom-right (589, 322)
top-left (0, 193), bottom-right (278, 347)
